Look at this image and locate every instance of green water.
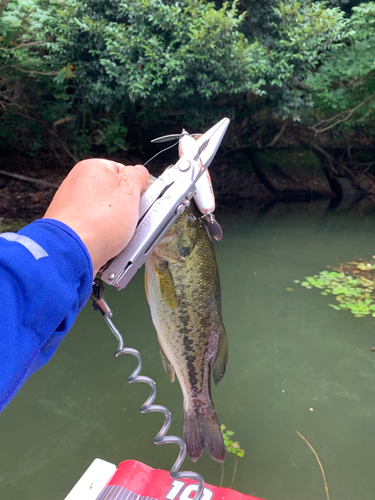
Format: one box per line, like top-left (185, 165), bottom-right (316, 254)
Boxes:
top-left (1, 200), bottom-right (375, 500)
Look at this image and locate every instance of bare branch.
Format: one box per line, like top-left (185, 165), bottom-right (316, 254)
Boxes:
top-left (355, 107), bottom-right (372, 124)
top-left (266, 122), bottom-right (287, 147)
top-left (311, 144), bottom-right (339, 175)
top-left (93, 128), bottom-right (128, 152)
top-left (0, 65), bottom-right (58, 76)
top-left (310, 100), bottom-right (367, 133)
top-left (0, 99), bottom-right (22, 111)
top-left (0, 41), bottom-right (45, 53)
top-left (47, 128), bottom-right (79, 163)
top-left (0, 169), bottom-right (59, 189)
top-left (52, 116), bottom-right (72, 128)
top-left (313, 109), bottom-right (354, 127)
top-left (294, 80), bottom-right (311, 91)
top-left (310, 93), bottom-right (375, 134)
top-left (114, 141), bottom-right (129, 152)
top-left (256, 122), bottom-right (287, 149)
top-left (363, 162), bottom-right (375, 174)
top-left (296, 431), bottom-right (330, 500)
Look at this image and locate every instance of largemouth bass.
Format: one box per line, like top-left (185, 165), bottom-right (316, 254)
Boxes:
top-left (145, 199), bottom-right (228, 463)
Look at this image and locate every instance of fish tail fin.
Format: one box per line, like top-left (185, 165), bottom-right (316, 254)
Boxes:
top-left (184, 410), bottom-right (225, 463)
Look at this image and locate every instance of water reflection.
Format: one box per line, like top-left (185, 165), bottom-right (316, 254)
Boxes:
top-left (1, 200), bottom-right (375, 500)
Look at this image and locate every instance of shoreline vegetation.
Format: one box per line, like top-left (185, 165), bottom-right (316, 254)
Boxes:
top-left (1, 144), bottom-right (375, 223)
top-left (1, 0), bottom-right (375, 217)
top-left (1, 2), bottom-right (375, 153)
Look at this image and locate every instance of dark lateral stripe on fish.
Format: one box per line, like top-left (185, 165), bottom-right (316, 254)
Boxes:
top-left (178, 296), bottom-right (200, 389)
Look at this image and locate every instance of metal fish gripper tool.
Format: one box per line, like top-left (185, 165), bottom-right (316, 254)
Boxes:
top-left (90, 277), bottom-right (205, 500)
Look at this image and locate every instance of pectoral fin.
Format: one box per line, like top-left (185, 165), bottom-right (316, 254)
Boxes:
top-left (153, 233), bottom-right (186, 263)
top-left (212, 326), bottom-right (228, 386)
top-left (159, 344), bottom-right (175, 382)
top-left (157, 262), bottom-right (178, 310)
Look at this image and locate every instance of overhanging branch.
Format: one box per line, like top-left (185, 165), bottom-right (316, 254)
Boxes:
top-left (310, 95), bottom-right (375, 134)
top-left (0, 64), bottom-right (58, 76)
top-left (0, 41), bottom-right (45, 53)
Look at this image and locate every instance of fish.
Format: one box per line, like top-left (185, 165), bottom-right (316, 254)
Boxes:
top-left (144, 198), bottom-right (228, 463)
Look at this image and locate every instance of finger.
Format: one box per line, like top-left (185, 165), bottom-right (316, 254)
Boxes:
top-left (94, 160), bottom-right (149, 178)
top-left (73, 158), bottom-right (121, 172)
top-left (117, 164), bottom-right (150, 192)
top-left (130, 164), bottom-right (149, 177)
top-left (133, 165), bottom-right (153, 187)
top-left (100, 160), bottom-right (125, 173)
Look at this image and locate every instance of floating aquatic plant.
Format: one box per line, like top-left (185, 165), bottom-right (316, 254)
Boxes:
top-left (219, 425), bottom-right (245, 489)
top-left (295, 258), bottom-right (375, 318)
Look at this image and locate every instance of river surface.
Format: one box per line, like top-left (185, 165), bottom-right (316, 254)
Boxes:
top-left (1, 200), bottom-right (375, 500)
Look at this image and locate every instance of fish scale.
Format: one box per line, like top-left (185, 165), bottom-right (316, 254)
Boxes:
top-left (145, 199), bottom-right (228, 463)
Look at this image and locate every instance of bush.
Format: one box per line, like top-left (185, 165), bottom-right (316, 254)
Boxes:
top-left (0, 0), bottom-right (373, 157)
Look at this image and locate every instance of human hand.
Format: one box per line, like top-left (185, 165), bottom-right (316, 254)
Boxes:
top-left (44, 159), bottom-right (149, 276)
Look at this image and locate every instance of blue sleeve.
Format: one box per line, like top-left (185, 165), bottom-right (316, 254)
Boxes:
top-left (0, 219), bottom-right (93, 412)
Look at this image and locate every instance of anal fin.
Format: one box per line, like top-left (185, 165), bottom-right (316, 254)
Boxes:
top-left (159, 344), bottom-right (175, 383)
top-left (212, 325), bottom-right (228, 386)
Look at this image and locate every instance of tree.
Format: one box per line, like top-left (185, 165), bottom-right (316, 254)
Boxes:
top-left (0, 0), bottom-right (374, 157)
top-left (305, 2), bottom-right (375, 135)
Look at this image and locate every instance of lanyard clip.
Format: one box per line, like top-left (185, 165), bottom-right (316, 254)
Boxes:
top-left (90, 277), bottom-right (112, 317)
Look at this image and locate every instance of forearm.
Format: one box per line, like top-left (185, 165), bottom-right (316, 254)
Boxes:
top-left (0, 219), bottom-right (93, 411)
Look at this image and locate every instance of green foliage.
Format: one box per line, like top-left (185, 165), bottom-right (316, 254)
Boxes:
top-left (0, 0), bottom-right (256, 155)
top-left (10, 0), bottom-right (253, 104)
top-left (236, 0), bottom-right (375, 128)
top-left (221, 424), bottom-right (245, 457)
top-left (271, 1), bottom-right (346, 70)
top-left (267, 1), bottom-right (347, 119)
top-left (92, 116), bottom-right (128, 154)
top-left (303, 2), bottom-right (375, 132)
top-left (219, 425), bottom-right (244, 490)
top-left (1, 0), bottom-right (375, 157)
top-left (350, 2), bottom-right (375, 41)
top-left (296, 263), bottom-right (375, 318)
